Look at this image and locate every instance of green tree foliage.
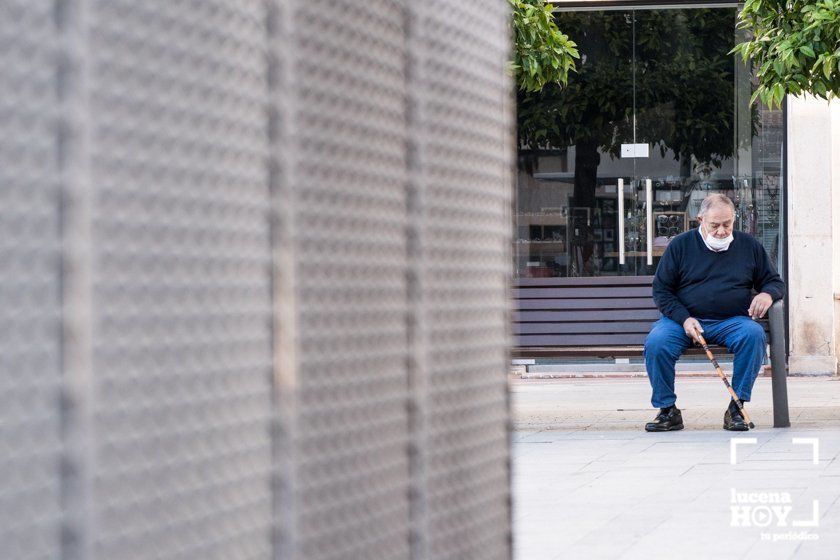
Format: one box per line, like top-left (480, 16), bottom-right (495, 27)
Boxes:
top-left (732, 0), bottom-right (840, 108)
top-left (509, 0), bottom-right (579, 92)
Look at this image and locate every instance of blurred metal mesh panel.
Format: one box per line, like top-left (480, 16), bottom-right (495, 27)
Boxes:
top-left (285, 1), bottom-right (412, 559)
top-left (0, 2), bottom-right (63, 559)
top-left (407, 1), bottom-right (513, 559)
top-left (81, 1), bottom-right (275, 558)
top-left (0, 0), bottom-right (515, 558)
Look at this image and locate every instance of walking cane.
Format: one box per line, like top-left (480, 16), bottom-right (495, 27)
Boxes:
top-left (696, 333), bottom-right (756, 429)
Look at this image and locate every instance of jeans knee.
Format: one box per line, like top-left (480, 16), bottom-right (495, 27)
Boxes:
top-left (645, 332), bottom-right (680, 359)
top-left (745, 321), bottom-right (766, 342)
top-left (734, 321), bottom-right (766, 349)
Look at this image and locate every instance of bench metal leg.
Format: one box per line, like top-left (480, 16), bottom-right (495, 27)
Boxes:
top-left (769, 300), bottom-right (790, 428)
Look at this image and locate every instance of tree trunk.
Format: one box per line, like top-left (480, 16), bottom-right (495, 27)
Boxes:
top-left (679, 152), bottom-right (691, 181)
top-left (571, 140), bottom-right (600, 273)
top-left (572, 139), bottom-right (600, 208)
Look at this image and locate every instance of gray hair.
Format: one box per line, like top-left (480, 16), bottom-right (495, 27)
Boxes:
top-left (697, 193), bottom-right (735, 218)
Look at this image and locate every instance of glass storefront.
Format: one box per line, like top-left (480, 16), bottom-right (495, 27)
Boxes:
top-left (514, 7), bottom-right (785, 278)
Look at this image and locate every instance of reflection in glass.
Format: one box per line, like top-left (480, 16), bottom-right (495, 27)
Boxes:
top-left (514, 8), bottom-right (784, 278)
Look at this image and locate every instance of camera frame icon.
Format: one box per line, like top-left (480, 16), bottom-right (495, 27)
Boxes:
top-left (729, 437), bottom-right (820, 529)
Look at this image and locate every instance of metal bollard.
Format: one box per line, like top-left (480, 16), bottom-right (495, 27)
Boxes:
top-left (769, 300), bottom-right (790, 428)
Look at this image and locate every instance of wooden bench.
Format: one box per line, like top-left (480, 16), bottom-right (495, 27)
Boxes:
top-left (512, 276), bottom-right (790, 427)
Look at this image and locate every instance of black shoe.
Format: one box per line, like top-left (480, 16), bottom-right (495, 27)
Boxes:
top-left (724, 401), bottom-right (750, 431)
top-left (645, 407), bottom-right (684, 432)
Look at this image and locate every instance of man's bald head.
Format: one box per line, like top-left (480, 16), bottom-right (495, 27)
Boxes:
top-left (697, 194), bottom-right (735, 239)
top-left (698, 194), bottom-right (735, 219)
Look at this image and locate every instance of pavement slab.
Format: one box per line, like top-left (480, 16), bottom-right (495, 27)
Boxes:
top-left (512, 377), bottom-right (840, 559)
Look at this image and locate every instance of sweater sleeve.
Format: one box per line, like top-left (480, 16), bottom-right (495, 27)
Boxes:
top-left (753, 242), bottom-right (785, 301)
top-left (652, 241), bottom-right (692, 325)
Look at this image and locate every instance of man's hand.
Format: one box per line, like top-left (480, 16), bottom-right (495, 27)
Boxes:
top-left (748, 292), bottom-right (773, 319)
top-left (682, 317), bottom-right (704, 343)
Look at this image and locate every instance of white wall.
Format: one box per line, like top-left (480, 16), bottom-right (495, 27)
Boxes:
top-left (832, 99), bottom-right (840, 374)
top-left (787, 95), bottom-right (839, 375)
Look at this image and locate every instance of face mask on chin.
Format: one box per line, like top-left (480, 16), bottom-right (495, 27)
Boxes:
top-left (701, 224), bottom-right (734, 252)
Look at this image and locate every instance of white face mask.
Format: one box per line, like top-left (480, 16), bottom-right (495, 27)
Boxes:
top-left (700, 224), bottom-right (733, 251)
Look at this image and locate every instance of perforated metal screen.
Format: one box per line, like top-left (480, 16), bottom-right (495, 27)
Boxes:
top-left (0, 1), bottom-right (513, 559)
top-left (80, 2), bottom-right (275, 559)
top-left (286, 1), bottom-right (412, 559)
top-left (407, 2), bottom-right (513, 560)
top-left (0, 2), bottom-right (63, 560)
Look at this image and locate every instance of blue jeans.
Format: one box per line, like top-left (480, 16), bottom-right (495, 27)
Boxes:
top-left (643, 316), bottom-right (766, 408)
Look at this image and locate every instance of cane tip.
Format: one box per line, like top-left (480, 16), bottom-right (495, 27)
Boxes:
top-left (749, 422), bottom-right (755, 429)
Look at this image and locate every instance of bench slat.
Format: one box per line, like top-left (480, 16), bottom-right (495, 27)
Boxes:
top-left (516, 276), bottom-right (655, 287)
top-left (514, 309), bottom-right (662, 322)
top-left (517, 333), bottom-right (649, 346)
top-left (514, 321), bottom-right (655, 335)
top-left (514, 286), bottom-right (654, 299)
top-left (511, 345), bottom-right (731, 357)
top-left (518, 298), bottom-right (655, 310)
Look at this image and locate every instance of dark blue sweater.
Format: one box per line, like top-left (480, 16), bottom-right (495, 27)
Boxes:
top-left (652, 228), bottom-right (785, 325)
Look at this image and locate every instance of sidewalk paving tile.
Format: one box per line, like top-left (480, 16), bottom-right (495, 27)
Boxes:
top-left (512, 377), bottom-right (840, 559)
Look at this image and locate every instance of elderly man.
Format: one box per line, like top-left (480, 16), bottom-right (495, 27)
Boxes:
top-left (644, 193), bottom-right (785, 432)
